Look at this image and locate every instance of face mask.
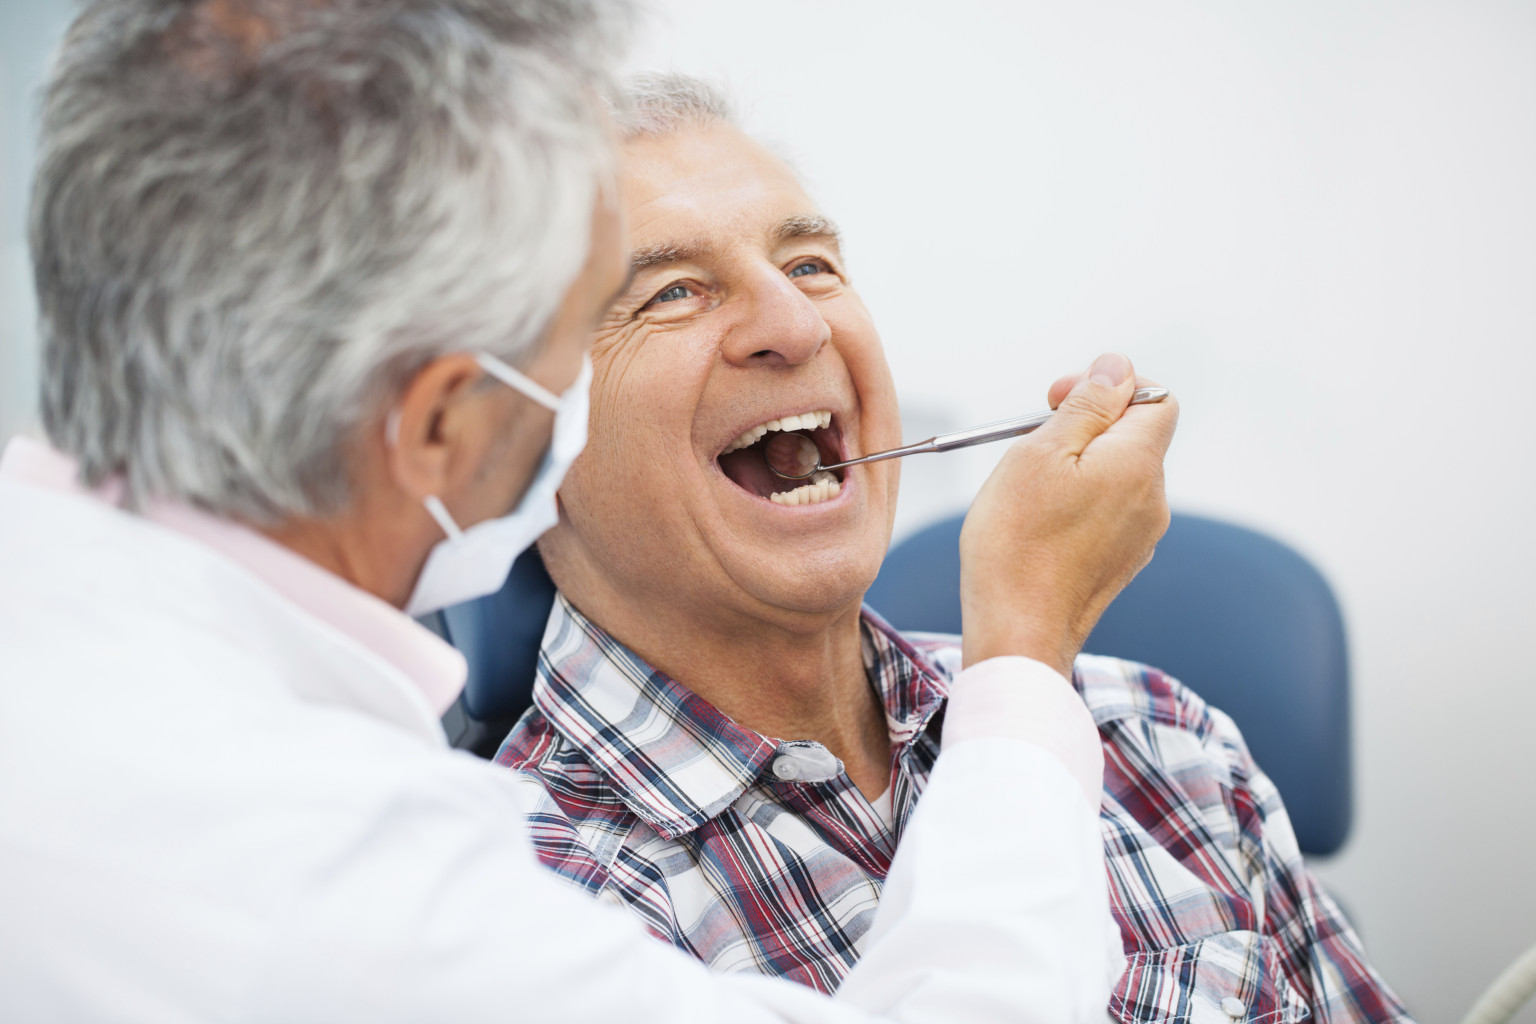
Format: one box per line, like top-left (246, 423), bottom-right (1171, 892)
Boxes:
top-left (402, 352), bottom-right (591, 618)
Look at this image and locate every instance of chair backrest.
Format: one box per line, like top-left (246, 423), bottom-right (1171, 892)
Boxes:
top-left (435, 547), bottom-right (557, 759)
top-left (865, 510), bottom-right (1353, 857)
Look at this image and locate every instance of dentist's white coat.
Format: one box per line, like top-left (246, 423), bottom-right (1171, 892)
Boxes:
top-left (0, 438), bottom-right (1115, 1023)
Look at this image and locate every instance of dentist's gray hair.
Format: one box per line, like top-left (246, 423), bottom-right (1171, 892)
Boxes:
top-left (32, 0), bottom-right (627, 523)
top-left (611, 71), bottom-right (737, 139)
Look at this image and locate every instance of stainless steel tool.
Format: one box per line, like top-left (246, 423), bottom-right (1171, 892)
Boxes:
top-left (767, 386), bottom-right (1171, 481)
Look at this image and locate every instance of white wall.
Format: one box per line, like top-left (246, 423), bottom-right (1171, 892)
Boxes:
top-left (626, 1), bottom-right (1536, 1020)
top-left (0, 3), bottom-right (69, 445)
top-left (3, 2), bottom-right (1532, 1019)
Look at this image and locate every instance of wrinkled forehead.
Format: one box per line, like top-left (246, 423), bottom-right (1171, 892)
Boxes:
top-left (618, 123), bottom-right (838, 258)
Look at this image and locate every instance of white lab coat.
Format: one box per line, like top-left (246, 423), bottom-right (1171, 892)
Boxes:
top-left (0, 456), bottom-right (1113, 1023)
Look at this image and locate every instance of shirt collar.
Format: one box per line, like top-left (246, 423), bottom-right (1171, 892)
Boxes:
top-left (531, 595), bottom-right (949, 839)
top-left (858, 605), bottom-right (953, 744)
top-left (0, 437), bottom-right (465, 716)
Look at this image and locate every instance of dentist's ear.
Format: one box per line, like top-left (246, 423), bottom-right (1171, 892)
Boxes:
top-left (385, 353), bottom-right (501, 503)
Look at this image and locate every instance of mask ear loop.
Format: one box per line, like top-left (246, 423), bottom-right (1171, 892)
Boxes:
top-left (391, 353), bottom-right (558, 543)
top-left (476, 352), bottom-right (560, 411)
top-left (422, 495), bottom-right (464, 541)
top-left (384, 410), bottom-right (463, 541)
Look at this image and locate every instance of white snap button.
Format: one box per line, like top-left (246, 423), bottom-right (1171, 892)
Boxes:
top-left (772, 757), bottom-right (800, 781)
top-left (1221, 997), bottom-right (1246, 1019)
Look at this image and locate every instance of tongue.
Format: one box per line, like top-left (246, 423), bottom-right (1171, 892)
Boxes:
top-left (720, 428), bottom-right (841, 499)
top-left (718, 444), bottom-right (788, 498)
top-left (719, 432), bottom-right (819, 498)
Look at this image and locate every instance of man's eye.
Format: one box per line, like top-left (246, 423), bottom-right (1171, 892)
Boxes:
top-left (650, 284), bottom-right (690, 304)
top-left (788, 263), bottom-right (823, 279)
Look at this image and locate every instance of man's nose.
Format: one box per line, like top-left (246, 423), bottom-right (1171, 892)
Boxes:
top-left (719, 267), bottom-right (830, 367)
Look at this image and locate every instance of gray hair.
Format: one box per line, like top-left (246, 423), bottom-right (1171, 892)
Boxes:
top-left (611, 71), bottom-right (737, 140)
top-left (33, 0), bottom-right (627, 524)
top-left (611, 72), bottom-right (813, 192)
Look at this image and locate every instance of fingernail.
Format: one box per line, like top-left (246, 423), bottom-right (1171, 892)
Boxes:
top-left (1089, 352), bottom-right (1131, 387)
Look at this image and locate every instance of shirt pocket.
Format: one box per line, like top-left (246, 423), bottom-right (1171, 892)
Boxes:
top-left (1109, 930), bottom-right (1311, 1024)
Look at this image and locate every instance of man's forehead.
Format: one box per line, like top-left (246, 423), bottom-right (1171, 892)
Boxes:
top-left (628, 213), bottom-right (843, 272)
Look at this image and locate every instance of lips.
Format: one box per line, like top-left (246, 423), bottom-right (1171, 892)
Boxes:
top-left (715, 410), bottom-right (846, 502)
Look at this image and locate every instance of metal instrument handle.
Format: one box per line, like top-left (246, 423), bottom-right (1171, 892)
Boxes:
top-left (931, 386), bottom-right (1168, 451)
top-left (818, 386), bottom-right (1169, 473)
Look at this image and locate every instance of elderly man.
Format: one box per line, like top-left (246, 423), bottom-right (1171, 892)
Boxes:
top-left (498, 75), bottom-right (1413, 1022)
top-left (0, 3), bottom-right (1168, 1022)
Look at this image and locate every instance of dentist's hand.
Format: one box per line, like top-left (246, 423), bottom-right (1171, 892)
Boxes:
top-left (959, 353), bottom-right (1178, 678)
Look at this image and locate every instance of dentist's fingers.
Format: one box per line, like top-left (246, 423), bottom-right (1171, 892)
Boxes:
top-left (1048, 372), bottom-right (1080, 409)
top-left (1040, 356), bottom-right (1176, 474)
top-left (1047, 366), bottom-right (1162, 410)
top-left (958, 353), bottom-right (1179, 677)
top-left (1034, 353), bottom-right (1137, 456)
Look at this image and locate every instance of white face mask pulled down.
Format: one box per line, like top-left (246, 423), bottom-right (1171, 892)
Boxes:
top-left (400, 352), bottom-right (591, 618)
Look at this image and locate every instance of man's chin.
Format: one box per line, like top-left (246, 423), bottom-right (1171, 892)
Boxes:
top-left (720, 545), bottom-right (886, 626)
top-left (708, 472), bottom-right (894, 611)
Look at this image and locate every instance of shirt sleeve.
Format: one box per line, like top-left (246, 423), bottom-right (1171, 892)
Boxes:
top-left (248, 707), bottom-right (1114, 1023)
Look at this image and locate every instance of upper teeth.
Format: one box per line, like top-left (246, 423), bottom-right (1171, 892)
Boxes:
top-left (722, 410), bottom-right (833, 454)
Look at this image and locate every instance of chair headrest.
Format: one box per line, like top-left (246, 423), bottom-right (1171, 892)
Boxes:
top-left (438, 546), bottom-right (557, 723)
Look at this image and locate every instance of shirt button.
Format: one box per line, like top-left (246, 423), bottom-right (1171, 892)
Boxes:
top-left (771, 757), bottom-right (801, 781)
top-left (1220, 997), bottom-right (1246, 1020)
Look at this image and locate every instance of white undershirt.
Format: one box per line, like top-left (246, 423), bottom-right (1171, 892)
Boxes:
top-left (870, 787), bottom-right (895, 831)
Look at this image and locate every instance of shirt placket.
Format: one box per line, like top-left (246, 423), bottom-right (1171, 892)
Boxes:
top-left (765, 744), bottom-right (897, 877)
top-left (889, 733), bottom-right (938, 847)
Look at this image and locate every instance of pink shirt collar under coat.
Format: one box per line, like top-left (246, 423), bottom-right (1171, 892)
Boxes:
top-left (0, 436), bottom-right (465, 715)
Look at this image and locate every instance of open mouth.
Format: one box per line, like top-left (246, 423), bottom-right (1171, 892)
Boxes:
top-left (716, 410), bottom-right (846, 507)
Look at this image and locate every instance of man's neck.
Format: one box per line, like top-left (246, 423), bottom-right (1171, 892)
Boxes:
top-left (566, 592), bottom-right (895, 800)
top-left (261, 492), bottom-right (428, 611)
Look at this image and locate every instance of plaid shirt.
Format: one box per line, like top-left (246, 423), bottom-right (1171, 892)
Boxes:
top-left (497, 595), bottom-right (1412, 1023)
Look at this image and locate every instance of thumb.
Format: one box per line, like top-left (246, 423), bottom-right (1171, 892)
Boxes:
top-left (1035, 352), bottom-right (1136, 456)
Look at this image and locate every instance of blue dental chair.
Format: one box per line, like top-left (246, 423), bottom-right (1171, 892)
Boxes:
top-left (864, 510), bottom-right (1353, 857)
top-left (435, 547), bottom-right (558, 760)
top-left (435, 510), bottom-right (1353, 857)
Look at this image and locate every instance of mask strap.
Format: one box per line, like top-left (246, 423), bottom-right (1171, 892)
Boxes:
top-left (422, 495), bottom-right (465, 541)
top-left (476, 352), bottom-right (560, 411)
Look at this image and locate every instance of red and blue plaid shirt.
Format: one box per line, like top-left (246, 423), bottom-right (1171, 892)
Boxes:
top-left (497, 595), bottom-right (1412, 1023)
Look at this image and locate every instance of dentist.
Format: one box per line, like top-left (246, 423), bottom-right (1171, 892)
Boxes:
top-left (0, 2), bottom-right (1173, 1021)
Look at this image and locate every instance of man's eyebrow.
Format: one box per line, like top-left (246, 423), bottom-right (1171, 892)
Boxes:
top-left (625, 216), bottom-right (843, 278)
top-left (629, 240), bottom-right (713, 272)
top-left (775, 214), bottom-right (843, 253)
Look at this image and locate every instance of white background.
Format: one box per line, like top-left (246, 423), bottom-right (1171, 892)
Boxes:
top-left (5, 2), bottom-right (1535, 1020)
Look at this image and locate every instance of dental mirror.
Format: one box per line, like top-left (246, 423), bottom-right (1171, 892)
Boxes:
top-left (766, 386), bottom-right (1171, 481)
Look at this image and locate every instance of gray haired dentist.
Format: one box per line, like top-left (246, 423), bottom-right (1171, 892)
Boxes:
top-left (0, 1), bottom-right (1175, 1021)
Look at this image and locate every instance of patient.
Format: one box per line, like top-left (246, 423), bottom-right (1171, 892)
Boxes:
top-left (498, 74), bottom-right (1412, 1021)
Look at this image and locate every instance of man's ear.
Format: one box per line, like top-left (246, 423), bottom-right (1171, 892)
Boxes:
top-left (386, 353), bottom-right (494, 502)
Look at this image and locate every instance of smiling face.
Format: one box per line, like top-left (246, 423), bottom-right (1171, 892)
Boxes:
top-left (540, 122), bottom-right (903, 644)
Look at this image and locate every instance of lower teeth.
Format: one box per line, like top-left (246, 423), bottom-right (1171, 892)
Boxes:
top-left (769, 470), bottom-right (840, 506)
